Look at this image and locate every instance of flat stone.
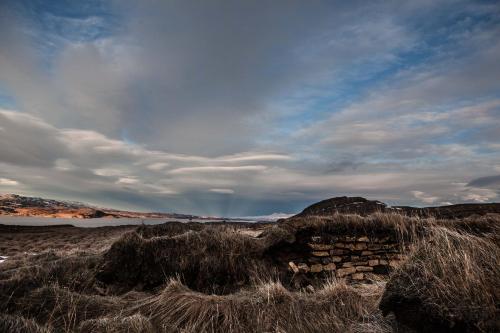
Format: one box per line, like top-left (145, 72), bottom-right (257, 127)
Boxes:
top-left (379, 259), bottom-right (388, 265)
top-left (357, 236), bottom-right (369, 242)
top-left (308, 257), bottom-right (321, 264)
top-left (312, 251), bottom-right (330, 257)
top-left (351, 273), bottom-right (364, 280)
top-left (368, 259), bottom-right (379, 266)
top-left (308, 243), bottom-right (333, 250)
top-left (297, 263), bottom-right (310, 273)
top-left (353, 261), bottom-right (368, 266)
top-left (331, 256), bottom-right (343, 262)
top-left (330, 249), bottom-right (349, 255)
top-left (361, 250), bottom-right (374, 256)
top-left (310, 264), bottom-right (323, 273)
top-left (356, 266), bottom-right (373, 272)
top-left (323, 263), bottom-right (336, 271)
top-left (353, 242), bottom-right (368, 250)
top-left (321, 257), bottom-right (332, 264)
top-left (288, 261), bottom-right (299, 273)
top-left (336, 267), bottom-right (356, 278)
top-left (334, 242), bottom-right (347, 249)
top-left (342, 262), bottom-right (354, 268)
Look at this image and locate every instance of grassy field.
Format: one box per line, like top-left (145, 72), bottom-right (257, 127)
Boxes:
top-left (0, 214), bottom-right (498, 332)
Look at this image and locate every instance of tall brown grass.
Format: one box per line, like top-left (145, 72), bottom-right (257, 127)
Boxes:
top-left (133, 277), bottom-right (389, 333)
top-left (381, 226), bottom-right (500, 332)
top-left (97, 226), bottom-right (293, 294)
top-left (1, 212), bottom-right (498, 332)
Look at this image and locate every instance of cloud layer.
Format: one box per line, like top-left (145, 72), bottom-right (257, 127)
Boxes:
top-left (0, 0), bottom-right (499, 215)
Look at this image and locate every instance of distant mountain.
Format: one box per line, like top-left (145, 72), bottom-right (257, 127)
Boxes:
top-left (0, 194), bottom-right (197, 219)
top-left (291, 196), bottom-right (500, 219)
top-left (237, 213), bottom-right (295, 222)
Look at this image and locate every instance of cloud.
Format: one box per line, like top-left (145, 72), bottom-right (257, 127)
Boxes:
top-left (468, 175), bottom-right (500, 188)
top-left (460, 188), bottom-right (497, 203)
top-left (0, 1), bottom-right (499, 215)
top-left (209, 189), bottom-right (235, 194)
top-left (169, 166), bottom-right (267, 175)
top-left (0, 178), bottom-right (19, 186)
top-left (411, 190), bottom-right (440, 204)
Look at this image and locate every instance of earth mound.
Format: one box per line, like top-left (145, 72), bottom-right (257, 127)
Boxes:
top-left (291, 196), bottom-right (500, 219)
top-left (293, 196), bottom-right (388, 218)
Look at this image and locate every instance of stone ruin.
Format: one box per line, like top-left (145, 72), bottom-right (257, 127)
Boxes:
top-left (287, 234), bottom-right (406, 284)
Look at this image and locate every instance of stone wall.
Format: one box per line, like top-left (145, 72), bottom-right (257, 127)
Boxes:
top-left (288, 234), bottom-right (406, 282)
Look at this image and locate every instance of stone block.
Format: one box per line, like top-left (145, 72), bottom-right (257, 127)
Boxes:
top-left (331, 256), bottom-right (343, 262)
top-left (368, 259), bottom-right (379, 266)
top-left (323, 263), bottom-right (336, 271)
top-left (357, 236), bottom-right (369, 242)
top-left (308, 243), bottom-right (333, 251)
top-left (351, 273), bottom-right (364, 280)
top-left (336, 267), bottom-right (356, 278)
top-left (368, 255), bottom-right (382, 260)
top-left (342, 262), bottom-right (354, 268)
top-left (361, 250), bottom-right (373, 256)
top-left (298, 263), bottom-right (310, 273)
top-left (379, 259), bottom-right (388, 265)
top-left (330, 249), bottom-right (349, 255)
top-left (310, 264), bottom-right (323, 273)
top-left (312, 251), bottom-right (330, 257)
top-left (356, 266), bottom-right (373, 272)
top-left (352, 243), bottom-right (368, 250)
top-left (334, 242), bottom-right (347, 249)
top-left (321, 257), bottom-right (332, 265)
top-left (353, 261), bottom-right (368, 266)
top-left (288, 261), bottom-right (299, 273)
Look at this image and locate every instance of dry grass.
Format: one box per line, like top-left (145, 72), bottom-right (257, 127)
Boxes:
top-left (380, 226), bottom-right (500, 332)
top-left (0, 314), bottom-right (51, 333)
top-left (134, 278), bottom-right (389, 333)
top-left (15, 285), bottom-right (123, 332)
top-left (285, 212), bottom-right (500, 243)
top-left (97, 226), bottom-right (293, 293)
top-left (1, 212), bottom-right (498, 332)
top-left (78, 314), bottom-right (155, 333)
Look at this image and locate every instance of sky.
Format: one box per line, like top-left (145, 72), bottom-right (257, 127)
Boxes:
top-left (0, 0), bottom-right (499, 216)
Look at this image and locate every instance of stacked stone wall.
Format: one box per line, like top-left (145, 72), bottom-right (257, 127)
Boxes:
top-left (288, 234), bottom-right (406, 282)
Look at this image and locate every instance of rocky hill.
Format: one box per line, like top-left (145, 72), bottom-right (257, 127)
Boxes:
top-left (292, 196), bottom-right (500, 219)
top-left (0, 194), bottom-right (195, 219)
top-left (293, 197), bottom-right (389, 217)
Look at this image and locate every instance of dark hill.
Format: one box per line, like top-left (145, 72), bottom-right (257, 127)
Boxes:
top-left (293, 196), bottom-right (388, 217)
top-left (292, 196), bottom-right (500, 219)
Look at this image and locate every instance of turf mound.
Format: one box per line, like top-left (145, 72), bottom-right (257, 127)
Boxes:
top-left (134, 278), bottom-right (388, 333)
top-left (380, 227), bottom-right (500, 332)
top-left (97, 226), bottom-right (295, 294)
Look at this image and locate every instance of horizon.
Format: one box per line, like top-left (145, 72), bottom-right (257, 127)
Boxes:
top-left (1, 1), bottom-right (499, 216)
